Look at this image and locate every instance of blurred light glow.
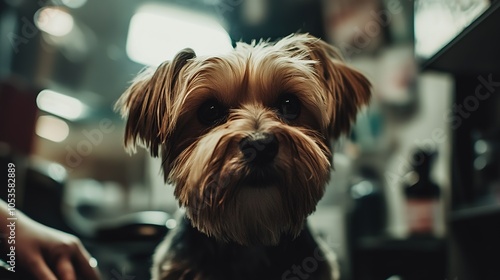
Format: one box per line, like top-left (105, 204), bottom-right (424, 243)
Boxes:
top-left (138, 226), bottom-right (158, 236)
top-left (34, 7), bottom-right (74, 37)
top-left (36, 115), bottom-right (70, 143)
top-left (415, 1), bottom-right (489, 59)
top-left (36, 89), bottom-right (86, 121)
top-left (61, 0), bottom-right (87, 9)
top-left (350, 181), bottom-right (375, 199)
top-left (165, 219), bottom-right (177, 229)
top-left (474, 139), bottom-right (488, 154)
top-left (414, 7), bottom-right (457, 58)
top-left (474, 156), bottom-right (487, 170)
top-left (126, 4), bottom-right (233, 66)
top-left (88, 257), bottom-right (98, 268)
top-left (47, 163), bottom-right (67, 182)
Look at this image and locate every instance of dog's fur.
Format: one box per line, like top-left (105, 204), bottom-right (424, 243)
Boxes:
top-left (117, 34), bottom-right (371, 280)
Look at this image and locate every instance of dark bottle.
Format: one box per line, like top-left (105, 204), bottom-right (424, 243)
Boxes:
top-left (403, 149), bottom-right (441, 236)
top-left (350, 166), bottom-right (386, 238)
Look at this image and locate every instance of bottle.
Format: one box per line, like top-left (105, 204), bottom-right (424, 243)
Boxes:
top-left (350, 166), bottom-right (386, 238)
top-left (403, 149), bottom-right (440, 236)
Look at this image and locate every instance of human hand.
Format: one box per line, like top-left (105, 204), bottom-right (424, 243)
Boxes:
top-left (13, 215), bottom-right (100, 280)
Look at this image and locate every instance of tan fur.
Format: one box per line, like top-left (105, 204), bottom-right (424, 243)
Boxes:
top-left (117, 33), bottom-right (371, 278)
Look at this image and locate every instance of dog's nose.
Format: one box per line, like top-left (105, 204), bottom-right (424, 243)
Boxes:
top-left (239, 133), bottom-right (279, 164)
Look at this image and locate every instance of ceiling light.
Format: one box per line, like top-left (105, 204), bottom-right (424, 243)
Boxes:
top-left (35, 115), bottom-right (70, 143)
top-left (34, 7), bottom-right (74, 37)
top-left (36, 89), bottom-right (87, 121)
top-left (61, 0), bottom-right (87, 9)
top-left (126, 4), bottom-right (233, 66)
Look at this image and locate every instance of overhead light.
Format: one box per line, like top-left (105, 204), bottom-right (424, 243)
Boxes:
top-left (34, 7), bottom-right (74, 37)
top-left (61, 0), bottom-right (87, 9)
top-left (36, 89), bottom-right (87, 121)
top-left (35, 115), bottom-right (70, 143)
top-left (126, 4), bottom-right (233, 66)
top-left (415, 1), bottom-right (489, 59)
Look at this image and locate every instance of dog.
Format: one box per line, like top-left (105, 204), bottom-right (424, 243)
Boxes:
top-left (116, 33), bottom-right (371, 280)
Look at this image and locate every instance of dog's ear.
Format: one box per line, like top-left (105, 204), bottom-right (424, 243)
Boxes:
top-left (281, 34), bottom-right (371, 138)
top-left (116, 48), bottom-right (196, 157)
top-left (307, 36), bottom-right (371, 138)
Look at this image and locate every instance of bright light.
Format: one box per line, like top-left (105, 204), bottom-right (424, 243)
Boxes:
top-left (34, 7), bottom-right (74, 37)
top-left (36, 89), bottom-right (86, 121)
top-left (415, 7), bottom-right (456, 59)
top-left (36, 115), bottom-right (70, 143)
top-left (126, 4), bottom-right (233, 66)
top-left (415, 1), bottom-right (489, 59)
top-left (165, 219), bottom-right (177, 229)
top-left (61, 0), bottom-right (87, 9)
top-left (47, 163), bottom-right (67, 182)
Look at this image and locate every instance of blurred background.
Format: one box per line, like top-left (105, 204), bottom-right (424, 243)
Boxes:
top-left (1, 0), bottom-right (499, 279)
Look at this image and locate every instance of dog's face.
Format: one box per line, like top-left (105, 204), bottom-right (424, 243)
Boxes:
top-left (117, 34), bottom-right (370, 246)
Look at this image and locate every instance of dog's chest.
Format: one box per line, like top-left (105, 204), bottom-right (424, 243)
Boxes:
top-left (154, 218), bottom-right (333, 280)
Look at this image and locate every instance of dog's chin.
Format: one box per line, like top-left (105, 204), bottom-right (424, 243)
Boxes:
top-left (185, 183), bottom-right (309, 246)
top-left (176, 128), bottom-right (332, 246)
top-left (238, 167), bottom-right (280, 188)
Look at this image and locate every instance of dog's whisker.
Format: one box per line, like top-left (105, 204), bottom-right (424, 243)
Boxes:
top-left (116, 33), bottom-right (371, 280)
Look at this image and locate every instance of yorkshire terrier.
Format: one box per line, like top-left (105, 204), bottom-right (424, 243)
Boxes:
top-left (117, 33), bottom-right (371, 280)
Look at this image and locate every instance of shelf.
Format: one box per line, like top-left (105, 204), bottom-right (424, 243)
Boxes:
top-left (421, 1), bottom-right (500, 75)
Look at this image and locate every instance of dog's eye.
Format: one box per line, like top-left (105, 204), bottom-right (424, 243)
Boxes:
top-left (276, 94), bottom-right (301, 120)
top-left (197, 99), bottom-right (228, 126)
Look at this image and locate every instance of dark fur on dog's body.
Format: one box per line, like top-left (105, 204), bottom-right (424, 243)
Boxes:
top-left (117, 34), bottom-right (371, 280)
top-left (153, 217), bottom-right (335, 280)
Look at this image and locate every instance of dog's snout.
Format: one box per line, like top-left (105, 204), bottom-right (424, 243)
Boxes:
top-left (239, 133), bottom-right (279, 164)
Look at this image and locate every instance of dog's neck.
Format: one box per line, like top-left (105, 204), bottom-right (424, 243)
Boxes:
top-left (155, 216), bottom-right (333, 280)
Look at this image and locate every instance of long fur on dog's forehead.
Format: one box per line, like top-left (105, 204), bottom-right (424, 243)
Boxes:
top-left (117, 33), bottom-right (370, 159)
top-left (116, 33), bottom-right (371, 247)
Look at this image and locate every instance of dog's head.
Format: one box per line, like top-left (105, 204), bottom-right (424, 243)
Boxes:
top-left (117, 34), bottom-right (371, 245)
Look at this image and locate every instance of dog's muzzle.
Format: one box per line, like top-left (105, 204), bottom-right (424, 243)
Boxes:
top-left (239, 132), bottom-right (279, 165)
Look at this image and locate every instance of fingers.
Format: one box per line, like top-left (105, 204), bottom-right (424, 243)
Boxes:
top-left (26, 254), bottom-right (57, 280)
top-left (43, 238), bottom-right (100, 280)
top-left (56, 257), bottom-right (76, 280)
top-left (72, 242), bottom-right (100, 280)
